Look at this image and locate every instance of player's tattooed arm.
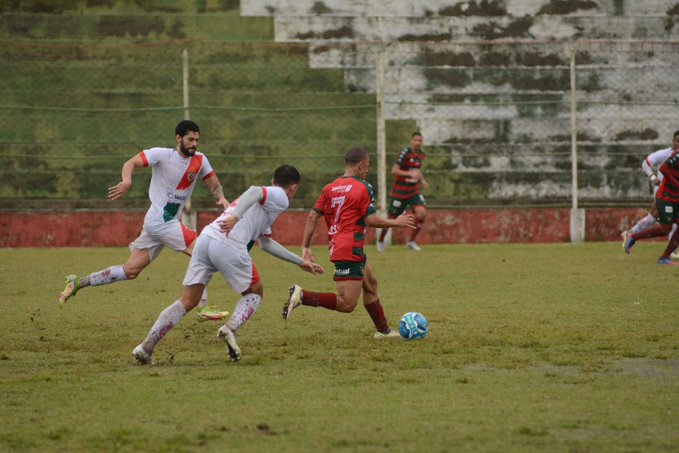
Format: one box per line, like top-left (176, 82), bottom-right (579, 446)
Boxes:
top-left (204, 175), bottom-right (229, 209)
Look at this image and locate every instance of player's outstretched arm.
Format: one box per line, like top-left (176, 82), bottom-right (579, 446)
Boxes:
top-left (366, 212), bottom-right (416, 230)
top-left (259, 236), bottom-right (324, 275)
top-left (108, 154), bottom-right (145, 201)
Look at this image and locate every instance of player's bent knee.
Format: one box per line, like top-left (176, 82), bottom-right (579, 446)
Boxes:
top-left (244, 282), bottom-right (264, 298)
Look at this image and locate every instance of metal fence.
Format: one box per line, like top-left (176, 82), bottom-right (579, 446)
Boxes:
top-left (1, 39), bottom-right (678, 218)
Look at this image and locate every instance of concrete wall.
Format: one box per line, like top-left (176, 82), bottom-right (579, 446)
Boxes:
top-left (239, 0), bottom-right (679, 204)
top-left (0, 207), bottom-right (649, 247)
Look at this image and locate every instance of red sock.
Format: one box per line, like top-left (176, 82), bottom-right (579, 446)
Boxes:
top-left (301, 290), bottom-right (337, 310)
top-left (364, 299), bottom-right (389, 333)
top-left (632, 224), bottom-right (671, 241)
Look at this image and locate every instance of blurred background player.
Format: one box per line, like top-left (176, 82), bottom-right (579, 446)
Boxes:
top-left (376, 131), bottom-right (428, 252)
top-left (58, 120), bottom-right (230, 320)
top-left (283, 147), bottom-right (415, 338)
top-left (132, 165), bottom-right (323, 364)
top-left (622, 130), bottom-right (679, 259)
top-left (624, 147), bottom-right (679, 265)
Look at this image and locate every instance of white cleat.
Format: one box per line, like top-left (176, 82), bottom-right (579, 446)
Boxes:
top-left (407, 241), bottom-right (422, 252)
top-left (283, 285), bottom-right (302, 320)
top-left (132, 344), bottom-right (154, 365)
top-left (373, 329), bottom-right (401, 339)
top-left (217, 326), bottom-right (241, 362)
top-left (58, 274), bottom-right (80, 304)
top-left (621, 230), bottom-right (629, 251)
top-left (671, 251), bottom-right (679, 261)
top-left (376, 241), bottom-right (385, 252)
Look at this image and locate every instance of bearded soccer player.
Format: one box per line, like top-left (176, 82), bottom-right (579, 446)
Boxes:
top-left (377, 131), bottom-right (428, 252)
top-left (58, 120), bottom-right (230, 319)
top-left (282, 147), bottom-right (416, 338)
top-left (625, 147), bottom-right (679, 265)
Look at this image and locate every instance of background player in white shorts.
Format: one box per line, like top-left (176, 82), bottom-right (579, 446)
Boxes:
top-left (623, 130), bottom-right (679, 257)
top-left (58, 120), bottom-right (229, 309)
top-left (132, 165), bottom-right (324, 364)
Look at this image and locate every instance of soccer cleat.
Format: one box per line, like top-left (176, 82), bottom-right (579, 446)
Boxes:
top-left (373, 328), bottom-right (401, 339)
top-left (620, 230), bottom-right (628, 251)
top-left (283, 285), bottom-right (302, 320)
top-left (132, 344), bottom-right (154, 365)
top-left (407, 241), bottom-right (422, 252)
top-left (671, 251), bottom-right (679, 261)
top-left (217, 326), bottom-right (241, 362)
top-left (196, 306), bottom-right (230, 322)
top-left (623, 235), bottom-right (636, 255)
top-left (376, 241), bottom-right (385, 252)
top-left (58, 274), bottom-right (80, 304)
top-left (657, 258), bottom-right (678, 266)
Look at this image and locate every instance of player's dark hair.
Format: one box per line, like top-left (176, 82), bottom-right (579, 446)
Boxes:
top-left (674, 129), bottom-right (679, 138)
top-left (345, 147), bottom-right (368, 166)
top-left (175, 120), bottom-right (200, 137)
top-left (273, 165), bottom-right (301, 187)
top-left (412, 131), bottom-right (423, 138)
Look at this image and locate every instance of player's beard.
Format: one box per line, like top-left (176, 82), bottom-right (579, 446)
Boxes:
top-left (180, 142), bottom-right (196, 157)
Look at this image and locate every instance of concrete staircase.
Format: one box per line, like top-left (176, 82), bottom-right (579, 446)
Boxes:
top-left (241, 0), bottom-right (679, 202)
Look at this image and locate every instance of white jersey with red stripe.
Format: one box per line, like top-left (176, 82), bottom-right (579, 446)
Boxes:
top-left (139, 147), bottom-right (215, 224)
top-left (642, 147), bottom-right (673, 195)
top-left (202, 186), bottom-right (289, 251)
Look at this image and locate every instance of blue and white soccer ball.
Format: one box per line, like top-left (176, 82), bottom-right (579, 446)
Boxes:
top-left (398, 312), bottom-right (428, 340)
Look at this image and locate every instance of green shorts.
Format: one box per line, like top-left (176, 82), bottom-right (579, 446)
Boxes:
top-left (655, 199), bottom-right (679, 224)
top-left (333, 258), bottom-right (366, 281)
top-left (387, 194), bottom-right (426, 217)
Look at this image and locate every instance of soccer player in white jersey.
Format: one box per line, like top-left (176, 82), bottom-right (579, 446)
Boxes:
top-left (58, 120), bottom-right (229, 316)
top-left (132, 165), bottom-right (324, 364)
top-left (622, 130), bottom-right (679, 257)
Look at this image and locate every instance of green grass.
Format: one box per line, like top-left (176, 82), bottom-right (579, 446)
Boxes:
top-left (1, 243), bottom-right (678, 451)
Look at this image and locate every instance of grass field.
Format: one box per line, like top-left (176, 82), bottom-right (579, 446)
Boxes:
top-left (1, 243), bottom-right (678, 452)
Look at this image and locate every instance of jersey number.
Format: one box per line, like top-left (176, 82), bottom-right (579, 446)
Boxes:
top-left (328, 196), bottom-right (346, 235)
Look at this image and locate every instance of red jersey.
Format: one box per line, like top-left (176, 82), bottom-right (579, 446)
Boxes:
top-left (390, 147), bottom-right (426, 200)
top-left (657, 149), bottom-right (679, 203)
top-left (313, 175), bottom-right (377, 262)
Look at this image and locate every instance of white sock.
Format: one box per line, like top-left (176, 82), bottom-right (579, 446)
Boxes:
top-left (83, 265), bottom-right (127, 288)
top-left (141, 300), bottom-right (186, 353)
top-left (670, 223), bottom-right (678, 242)
top-left (225, 294), bottom-right (262, 332)
top-left (197, 287), bottom-right (208, 308)
top-left (630, 214), bottom-right (657, 235)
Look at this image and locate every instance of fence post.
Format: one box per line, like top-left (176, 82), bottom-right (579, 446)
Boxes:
top-left (376, 45), bottom-right (389, 244)
top-left (181, 47), bottom-right (197, 231)
top-left (570, 47), bottom-right (585, 243)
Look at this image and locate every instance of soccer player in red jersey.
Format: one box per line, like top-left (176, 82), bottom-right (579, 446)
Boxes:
top-left (282, 147), bottom-right (416, 338)
top-left (377, 131), bottom-right (428, 252)
top-left (625, 147), bottom-right (679, 265)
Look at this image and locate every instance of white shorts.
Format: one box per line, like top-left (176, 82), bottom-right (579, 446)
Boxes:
top-left (129, 218), bottom-right (197, 262)
top-left (182, 234), bottom-right (257, 294)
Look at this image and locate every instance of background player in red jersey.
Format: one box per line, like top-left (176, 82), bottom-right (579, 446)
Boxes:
top-left (282, 147), bottom-right (416, 338)
top-left (625, 147), bottom-right (679, 265)
top-left (377, 131), bottom-right (428, 252)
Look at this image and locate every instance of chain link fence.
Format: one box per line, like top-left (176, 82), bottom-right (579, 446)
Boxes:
top-left (1, 39), bottom-right (678, 212)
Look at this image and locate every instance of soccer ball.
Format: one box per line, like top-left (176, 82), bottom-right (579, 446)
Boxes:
top-left (398, 312), bottom-right (428, 340)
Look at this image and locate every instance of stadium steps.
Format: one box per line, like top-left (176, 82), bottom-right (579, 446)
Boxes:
top-left (241, 0), bottom-right (677, 17)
